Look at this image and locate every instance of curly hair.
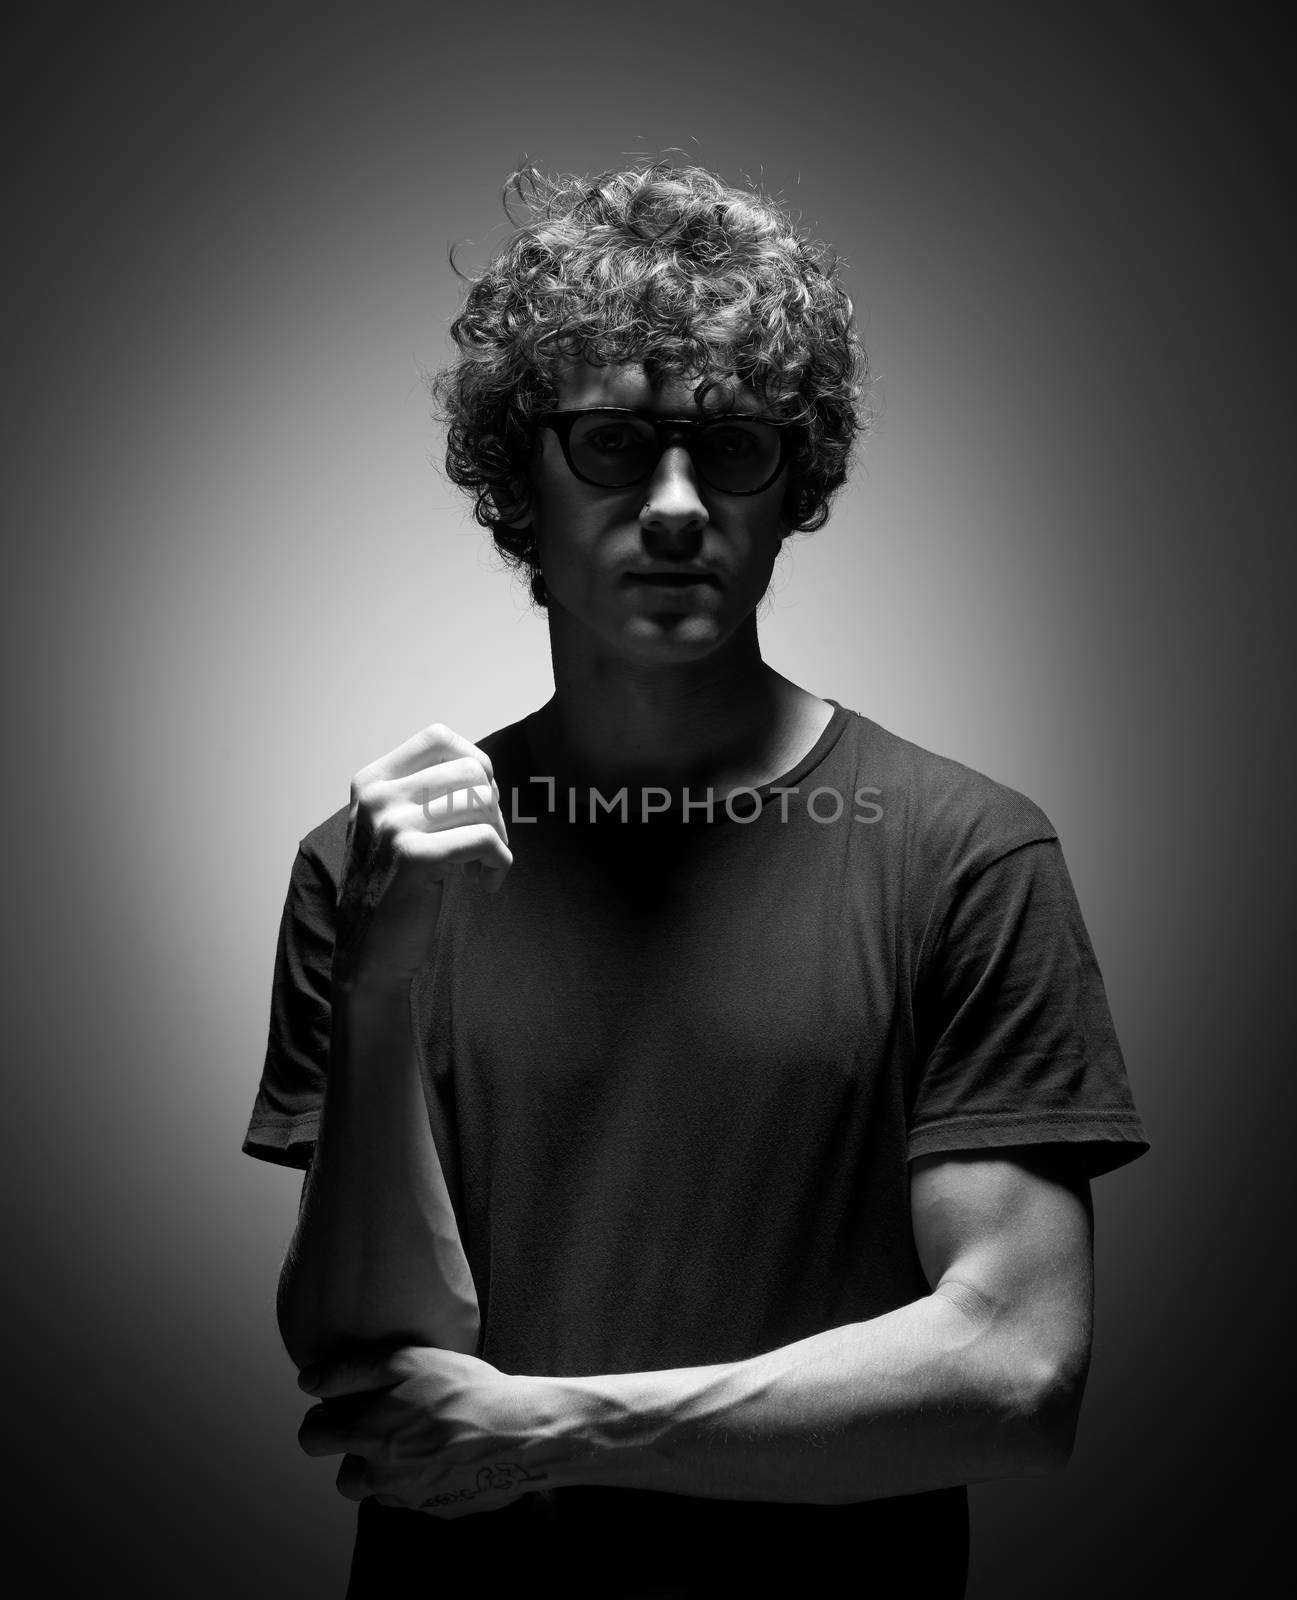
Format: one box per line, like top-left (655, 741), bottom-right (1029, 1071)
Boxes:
top-left (432, 162), bottom-right (867, 605)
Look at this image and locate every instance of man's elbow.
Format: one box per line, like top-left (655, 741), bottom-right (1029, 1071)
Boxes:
top-left (1001, 1343), bottom-right (1091, 1473)
top-left (275, 1257), bottom-right (322, 1374)
top-left (939, 1277), bottom-right (1091, 1473)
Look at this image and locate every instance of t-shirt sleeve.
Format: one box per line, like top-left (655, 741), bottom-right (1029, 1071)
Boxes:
top-left (909, 836), bottom-right (1148, 1177)
top-left (242, 832), bottom-right (341, 1168)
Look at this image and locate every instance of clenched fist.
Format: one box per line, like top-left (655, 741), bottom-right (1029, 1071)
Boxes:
top-left (334, 723), bottom-right (513, 993)
top-left (297, 1345), bottom-right (571, 1518)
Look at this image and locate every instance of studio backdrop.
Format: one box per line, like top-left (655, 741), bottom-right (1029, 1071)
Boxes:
top-left (4, 6), bottom-right (1290, 1596)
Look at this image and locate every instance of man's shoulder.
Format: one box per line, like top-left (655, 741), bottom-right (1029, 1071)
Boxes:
top-left (296, 803), bottom-right (349, 882)
top-left (837, 707), bottom-right (1058, 873)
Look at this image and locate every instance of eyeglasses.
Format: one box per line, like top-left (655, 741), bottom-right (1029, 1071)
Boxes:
top-left (536, 408), bottom-right (797, 496)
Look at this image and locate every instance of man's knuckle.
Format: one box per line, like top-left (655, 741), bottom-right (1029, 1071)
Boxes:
top-left (388, 1348), bottom-right (422, 1380)
top-left (351, 778), bottom-right (386, 815)
top-left (391, 830), bottom-right (428, 864)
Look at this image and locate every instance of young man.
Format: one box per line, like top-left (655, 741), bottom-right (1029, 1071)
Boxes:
top-left (244, 165), bottom-right (1147, 1597)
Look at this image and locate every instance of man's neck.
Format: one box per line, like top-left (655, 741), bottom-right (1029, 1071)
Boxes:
top-left (526, 618), bottom-right (833, 797)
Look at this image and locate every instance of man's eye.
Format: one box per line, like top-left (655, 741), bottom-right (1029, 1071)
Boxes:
top-left (708, 427), bottom-right (759, 459)
top-left (585, 426), bottom-right (637, 454)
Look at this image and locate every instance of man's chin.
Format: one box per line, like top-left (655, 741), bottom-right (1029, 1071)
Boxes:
top-left (619, 612), bottom-right (729, 662)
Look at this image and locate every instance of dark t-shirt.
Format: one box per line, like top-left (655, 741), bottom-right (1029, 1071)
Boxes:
top-left (244, 703), bottom-right (1147, 1596)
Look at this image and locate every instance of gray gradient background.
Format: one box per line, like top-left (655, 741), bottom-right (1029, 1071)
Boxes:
top-left (5, 4), bottom-right (1291, 1595)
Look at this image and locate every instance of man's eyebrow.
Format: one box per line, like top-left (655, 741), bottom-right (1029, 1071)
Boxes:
top-left (583, 405), bottom-right (780, 426)
top-left (639, 396), bottom-right (767, 418)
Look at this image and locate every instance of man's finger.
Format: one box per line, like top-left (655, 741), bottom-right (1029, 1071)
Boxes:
top-left (399, 822), bottom-right (512, 876)
top-left (355, 723), bottom-right (494, 789)
top-left (336, 1453), bottom-right (372, 1502)
top-left (297, 1402), bottom-right (346, 1456)
top-left (414, 783), bottom-right (506, 843)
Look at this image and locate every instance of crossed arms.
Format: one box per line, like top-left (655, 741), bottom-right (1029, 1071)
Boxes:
top-left (275, 724), bottom-right (1094, 1516)
top-left (279, 970), bottom-right (1093, 1515)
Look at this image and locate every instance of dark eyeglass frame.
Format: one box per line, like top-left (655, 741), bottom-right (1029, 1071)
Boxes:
top-left (536, 407), bottom-right (799, 496)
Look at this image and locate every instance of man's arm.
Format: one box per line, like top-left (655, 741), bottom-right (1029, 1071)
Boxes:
top-left (298, 1147), bottom-right (1093, 1509)
top-left (277, 978), bottom-right (480, 1368)
top-left (275, 723), bottom-right (512, 1371)
top-left (569, 1146), bottom-right (1094, 1501)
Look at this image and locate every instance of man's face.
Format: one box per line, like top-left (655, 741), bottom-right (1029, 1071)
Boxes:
top-left (527, 361), bottom-right (791, 667)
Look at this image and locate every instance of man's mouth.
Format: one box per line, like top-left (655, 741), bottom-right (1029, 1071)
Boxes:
top-left (622, 571), bottom-right (720, 586)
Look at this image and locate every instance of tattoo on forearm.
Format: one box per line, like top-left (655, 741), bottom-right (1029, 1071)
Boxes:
top-left (420, 1461), bottom-right (548, 1510)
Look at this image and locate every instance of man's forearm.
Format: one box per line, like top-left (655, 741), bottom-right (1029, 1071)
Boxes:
top-left (541, 1285), bottom-right (1081, 1504)
top-left (276, 979), bottom-right (478, 1370)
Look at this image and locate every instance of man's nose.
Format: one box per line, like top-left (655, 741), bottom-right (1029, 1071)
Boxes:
top-left (639, 445), bottom-right (709, 554)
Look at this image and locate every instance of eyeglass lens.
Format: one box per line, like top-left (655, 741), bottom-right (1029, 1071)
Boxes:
top-left (567, 412), bottom-right (782, 493)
